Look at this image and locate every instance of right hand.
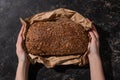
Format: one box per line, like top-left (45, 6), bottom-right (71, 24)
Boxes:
top-left (88, 27), bottom-right (100, 58)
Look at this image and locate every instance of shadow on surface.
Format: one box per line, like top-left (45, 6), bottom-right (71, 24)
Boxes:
top-left (28, 63), bottom-right (44, 80)
top-left (28, 63), bottom-right (89, 80)
top-left (96, 25), bottom-right (113, 80)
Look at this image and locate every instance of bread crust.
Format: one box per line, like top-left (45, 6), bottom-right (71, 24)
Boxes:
top-left (25, 17), bottom-right (89, 56)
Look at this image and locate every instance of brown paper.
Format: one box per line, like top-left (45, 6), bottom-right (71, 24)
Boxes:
top-left (20, 8), bottom-right (93, 68)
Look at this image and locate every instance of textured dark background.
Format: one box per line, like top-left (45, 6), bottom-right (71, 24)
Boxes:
top-left (0, 0), bottom-right (120, 80)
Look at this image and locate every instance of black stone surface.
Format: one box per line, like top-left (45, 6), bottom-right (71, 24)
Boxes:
top-left (0, 0), bottom-right (120, 80)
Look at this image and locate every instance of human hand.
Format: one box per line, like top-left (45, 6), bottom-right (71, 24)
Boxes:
top-left (88, 27), bottom-right (105, 80)
top-left (16, 25), bottom-right (29, 63)
top-left (88, 27), bottom-right (100, 58)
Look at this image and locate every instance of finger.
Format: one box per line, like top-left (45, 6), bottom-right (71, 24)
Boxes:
top-left (17, 35), bottom-right (23, 44)
top-left (89, 31), bottom-right (97, 42)
top-left (86, 18), bottom-right (98, 39)
top-left (86, 18), bottom-right (99, 39)
top-left (16, 36), bottom-right (23, 48)
top-left (92, 26), bottom-right (99, 39)
top-left (92, 29), bottom-right (99, 39)
top-left (17, 25), bottom-right (25, 40)
top-left (89, 31), bottom-right (99, 46)
top-left (18, 25), bottom-right (24, 37)
top-left (16, 26), bottom-right (24, 46)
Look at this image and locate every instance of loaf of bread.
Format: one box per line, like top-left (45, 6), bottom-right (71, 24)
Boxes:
top-left (25, 17), bottom-right (89, 56)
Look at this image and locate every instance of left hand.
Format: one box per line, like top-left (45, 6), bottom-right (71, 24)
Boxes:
top-left (16, 25), bottom-right (29, 63)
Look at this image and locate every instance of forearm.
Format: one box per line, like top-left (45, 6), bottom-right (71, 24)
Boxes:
top-left (15, 61), bottom-right (29, 80)
top-left (89, 54), bottom-right (105, 80)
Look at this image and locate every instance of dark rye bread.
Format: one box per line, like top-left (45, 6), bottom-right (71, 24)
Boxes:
top-left (25, 17), bottom-right (89, 56)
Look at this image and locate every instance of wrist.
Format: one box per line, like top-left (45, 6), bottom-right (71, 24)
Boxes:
top-left (18, 61), bottom-right (30, 69)
top-left (18, 58), bottom-right (30, 66)
top-left (88, 53), bottom-right (101, 62)
top-left (88, 51), bottom-right (99, 57)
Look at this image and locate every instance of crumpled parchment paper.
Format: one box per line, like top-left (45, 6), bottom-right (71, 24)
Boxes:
top-left (20, 8), bottom-right (93, 68)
